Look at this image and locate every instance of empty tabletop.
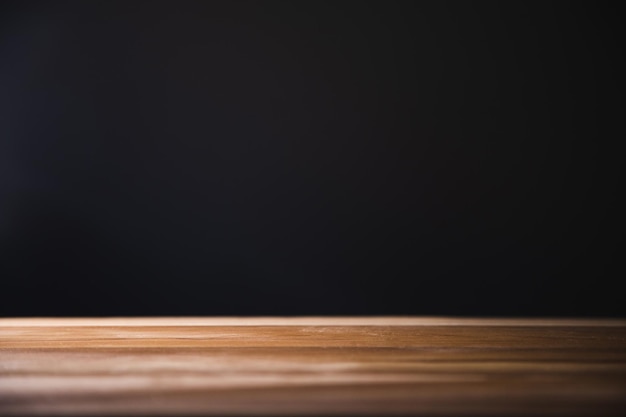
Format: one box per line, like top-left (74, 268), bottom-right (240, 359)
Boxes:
top-left (1, 317), bottom-right (625, 416)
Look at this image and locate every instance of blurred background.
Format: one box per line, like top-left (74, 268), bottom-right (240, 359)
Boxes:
top-left (0, 1), bottom-right (623, 317)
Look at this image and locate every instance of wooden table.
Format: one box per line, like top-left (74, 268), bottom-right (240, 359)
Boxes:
top-left (1, 317), bottom-right (625, 416)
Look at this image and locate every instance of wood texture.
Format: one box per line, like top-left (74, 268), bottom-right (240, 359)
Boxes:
top-left (1, 317), bottom-right (625, 416)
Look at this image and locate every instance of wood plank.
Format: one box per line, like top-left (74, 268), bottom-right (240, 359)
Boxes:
top-left (1, 317), bottom-right (625, 416)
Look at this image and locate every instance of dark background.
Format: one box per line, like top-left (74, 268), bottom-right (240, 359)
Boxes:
top-left (0, 1), bottom-right (623, 317)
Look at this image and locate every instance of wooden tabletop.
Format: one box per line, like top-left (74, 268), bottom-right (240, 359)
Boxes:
top-left (1, 317), bottom-right (625, 416)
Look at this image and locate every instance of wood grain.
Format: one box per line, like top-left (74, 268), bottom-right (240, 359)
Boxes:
top-left (1, 317), bottom-right (625, 416)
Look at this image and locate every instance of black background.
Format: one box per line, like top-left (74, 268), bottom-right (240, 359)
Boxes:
top-left (0, 1), bottom-right (623, 317)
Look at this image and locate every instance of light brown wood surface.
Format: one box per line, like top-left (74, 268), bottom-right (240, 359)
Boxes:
top-left (1, 317), bottom-right (625, 416)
